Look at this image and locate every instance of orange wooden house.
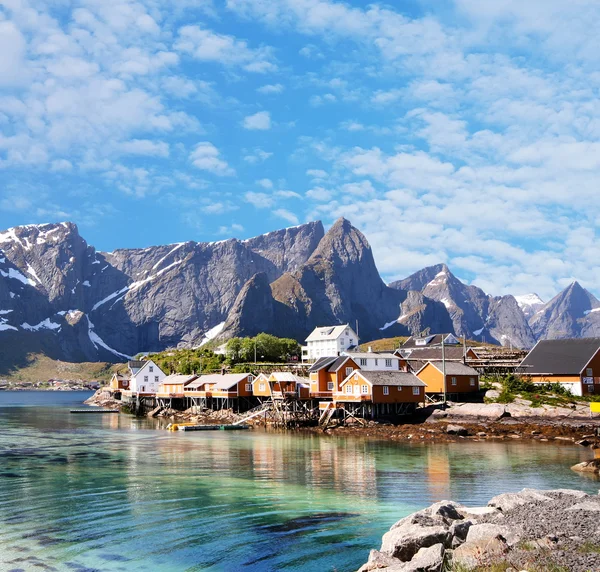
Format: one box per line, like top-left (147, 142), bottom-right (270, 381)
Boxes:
top-left (182, 373), bottom-right (255, 411)
top-left (252, 372), bottom-right (310, 400)
top-left (157, 375), bottom-right (198, 398)
top-left (415, 361), bottom-right (480, 394)
top-left (308, 356), bottom-right (360, 399)
top-left (518, 338), bottom-right (600, 397)
top-left (335, 370), bottom-right (426, 417)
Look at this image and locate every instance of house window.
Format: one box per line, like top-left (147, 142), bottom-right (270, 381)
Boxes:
top-left (154, 376), bottom-right (159, 382)
top-left (345, 385), bottom-right (353, 394)
top-left (354, 384), bottom-right (360, 394)
top-left (412, 387), bottom-right (420, 395)
top-left (144, 376), bottom-right (148, 382)
top-left (259, 383), bottom-right (266, 391)
top-left (470, 377), bottom-right (476, 386)
top-left (586, 368), bottom-right (593, 376)
top-left (248, 375), bottom-right (254, 382)
top-left (589, 385), bottom-right (595, 394)
top-left (345, 367), bottom-right (353, 376)
top-left (327, 382), bottom-right (334, 391)
top-left (382, 386), bottom-right (389, 395)
top-left (374, 358), bottom-right (378, 366)
top-left (245, 384), bottom-right (252, 392)
top-left (360, 358), bottom-right (367, 366)
top-left (451, 377), bottom-right (457, 386)
top-left (149, 366), bottom-right (154, 372)
top-left (361, 385), bottom-right (368, 394)
top-left (385, 359), bottom-right (392, 367)
top-left (397, 386), bottom-right (402, 391)
top-left (141, 386), bottom-right (145, 392)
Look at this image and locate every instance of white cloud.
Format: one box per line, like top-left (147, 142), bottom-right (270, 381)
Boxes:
top-left (274, 208), bottom-right (299, 225)
top-left (218, 223), bottom-right (244, 235)
top-left (50, 159), bottom-right (73, 172)
top-left (242, 111), bottom-right (272, 130)
top-left (256, 178), bottom-right (273, 189)
top-left (243, 148), bottom-right (273, 163)
top-left (0, 21), bottom-right (29, 87)
top-left (119, 139), bottom-right (170, 157)
top-left (340, 120), bottom-right (365, 131)
top-left (189, 142), bottom-right (234, 176)
top-left (175, 25), bottom-right (277, 73)
top-left (306, 169), bottom-right (327, 179)
top-left (276, 190), bottom-right (301, 198)
top-left (306, 186), bottom-right (334, 202)
top-left (257, 83), bottom-right (284, 94)
top-left (244, 191), bottom-right (273, 208)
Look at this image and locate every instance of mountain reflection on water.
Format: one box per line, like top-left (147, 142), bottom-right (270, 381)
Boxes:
top-left (0, 391), bottom-right (597, 572)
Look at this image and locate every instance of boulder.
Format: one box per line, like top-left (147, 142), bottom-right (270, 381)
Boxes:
top-left (571, 459), bottom-right (600, 474)
top-left (381, 519), bottom-right (451, 562)
top-left (461, 506), bottom-right (502, 519)
top-left (403, 543), bottom-right (445, 572)
top-left (446, 424), bottom-right (468, 436)
top-left (466, 523), bottom-right (521, 546)
top-left (357, 549), bottom-right (401, 571)
top-left (488, 489), bottom-right (552, 511)
top-left (452, 536), bottom-right (510, 568)
top-left (449, 520), bottom-right (472, 547)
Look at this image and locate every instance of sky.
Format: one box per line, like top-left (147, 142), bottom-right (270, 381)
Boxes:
top-left (1, 0), bottom-right (600, 301)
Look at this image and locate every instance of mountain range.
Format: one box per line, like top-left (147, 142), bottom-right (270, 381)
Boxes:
top-left (1, 218), bottom-right (599, 371)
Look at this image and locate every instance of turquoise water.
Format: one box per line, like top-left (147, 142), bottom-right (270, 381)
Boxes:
top-left (0, 391), bottom-right (598, 572)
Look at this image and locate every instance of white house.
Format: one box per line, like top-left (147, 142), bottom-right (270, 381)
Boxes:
top-left (302, 324), bottom-right (358, 361)
top-left (342, 351), bottom-right (400, 371)
top-left (128, 359), bottom-right (167, 394)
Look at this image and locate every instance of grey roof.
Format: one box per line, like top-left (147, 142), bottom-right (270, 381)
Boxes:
top-left (309, 356), bottom-right (339, 372)
top-left (348, 370), bottom-right (426, 387)
top-left (185, 373), bottom-right (249, 390)
top-left (519, 338), bottom-right (600, 375)
top-left (128, 359), bottom-right (146, 373)
top-left (161, 374), bottom-right (198, 385)
top-left (425, 361), bottom-right (480, 376)
top-left (327, 356), bottom-right (352, 372)
top-left (402, 333), bottom-right (461, 349)
top-left (342, 352), bottom-right (398, 360)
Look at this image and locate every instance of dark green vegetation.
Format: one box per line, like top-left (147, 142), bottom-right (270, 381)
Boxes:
top-left (144, 333), bottom-right (301, 375)
top-left (482, 373), bottom-right (600, 406)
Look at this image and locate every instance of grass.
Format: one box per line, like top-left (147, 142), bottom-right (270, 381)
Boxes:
top-left (449, 559), bottom-right (570, 572)
top-left (578, 541), bottom-right (600, 554)
top-left (481, 373), bottom-right (593, 407)
top-left (358, 337), bottom-right (409, 352)
top-left (1, 353), bottom-right (118, 383)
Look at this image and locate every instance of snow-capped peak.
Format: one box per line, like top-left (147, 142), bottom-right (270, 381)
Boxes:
top-left (514, 293), bottom-right (544, 309)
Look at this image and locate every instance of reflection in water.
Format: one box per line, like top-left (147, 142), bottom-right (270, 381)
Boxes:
top-left (0, 392), bottom-right (598, 572)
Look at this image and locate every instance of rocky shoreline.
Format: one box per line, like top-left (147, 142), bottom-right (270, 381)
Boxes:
top-left (358, 488), bottom-right (600, 572)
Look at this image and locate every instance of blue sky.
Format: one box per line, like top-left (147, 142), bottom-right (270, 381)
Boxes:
top-left (1, 0), bottom-right (600, 300)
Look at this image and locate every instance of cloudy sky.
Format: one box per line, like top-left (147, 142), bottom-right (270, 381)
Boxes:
top-left (1, 0), bottom-right (599, 300)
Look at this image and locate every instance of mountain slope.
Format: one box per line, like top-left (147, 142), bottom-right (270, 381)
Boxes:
top-left (223, 218), bottom-right (406, 341)
top-left (529, 281), bottom-right (600, 339)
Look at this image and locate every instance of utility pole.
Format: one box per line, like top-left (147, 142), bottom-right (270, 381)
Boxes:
top-left (254, 338), bottom-right (257, 364)
top-left (442, 336), bottom-right (447, 405)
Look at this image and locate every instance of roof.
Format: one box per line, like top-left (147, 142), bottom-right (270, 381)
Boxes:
top-left (345, 370), bottom-right (426, 387)
top-left (518, 338), bottom-right (600, 376)
top-left (305, 324), bottom-right (353, 342)
top-left (402, 333), bottom-right (461, 349)
top-left (327, 356), bottom-right (353, 372)
top-left (270, 372), bottom-right (309, 383)
top-left (161, 374), bottom-right (198, 386)
top-left (308, 356), bottom-right (339, 372)
top-left (399, 347), bottom-right (471, 360)
top-left (423, 361), bottom-right (480, 376)
top-left (342, 352), bottom-right (398, 360)
top-left (128, 359), bottom-right (146, 373)
top-left (185, 373), bottom-right (250, 390)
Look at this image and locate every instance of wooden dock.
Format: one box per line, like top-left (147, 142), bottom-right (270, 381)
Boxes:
top-left (70, 409), bottom-right (119, 414)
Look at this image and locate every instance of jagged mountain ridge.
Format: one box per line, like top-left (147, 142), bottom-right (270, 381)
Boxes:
top-left (0, 218), bottom-right (598, 370)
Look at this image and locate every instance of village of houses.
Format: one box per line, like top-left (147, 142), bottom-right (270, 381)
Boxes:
top-left (100, 324), bottom-right (600, 428)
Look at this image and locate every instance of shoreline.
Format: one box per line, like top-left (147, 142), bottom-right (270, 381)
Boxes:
top-left (358, 488), bottom-right (600, 572)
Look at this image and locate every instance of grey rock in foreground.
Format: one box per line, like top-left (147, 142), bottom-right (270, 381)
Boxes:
top-left (357, 488), bottom-right (600, 572)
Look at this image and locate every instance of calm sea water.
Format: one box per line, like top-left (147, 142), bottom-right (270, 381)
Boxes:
top-left (0, 391), bottom-right (598, 572)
